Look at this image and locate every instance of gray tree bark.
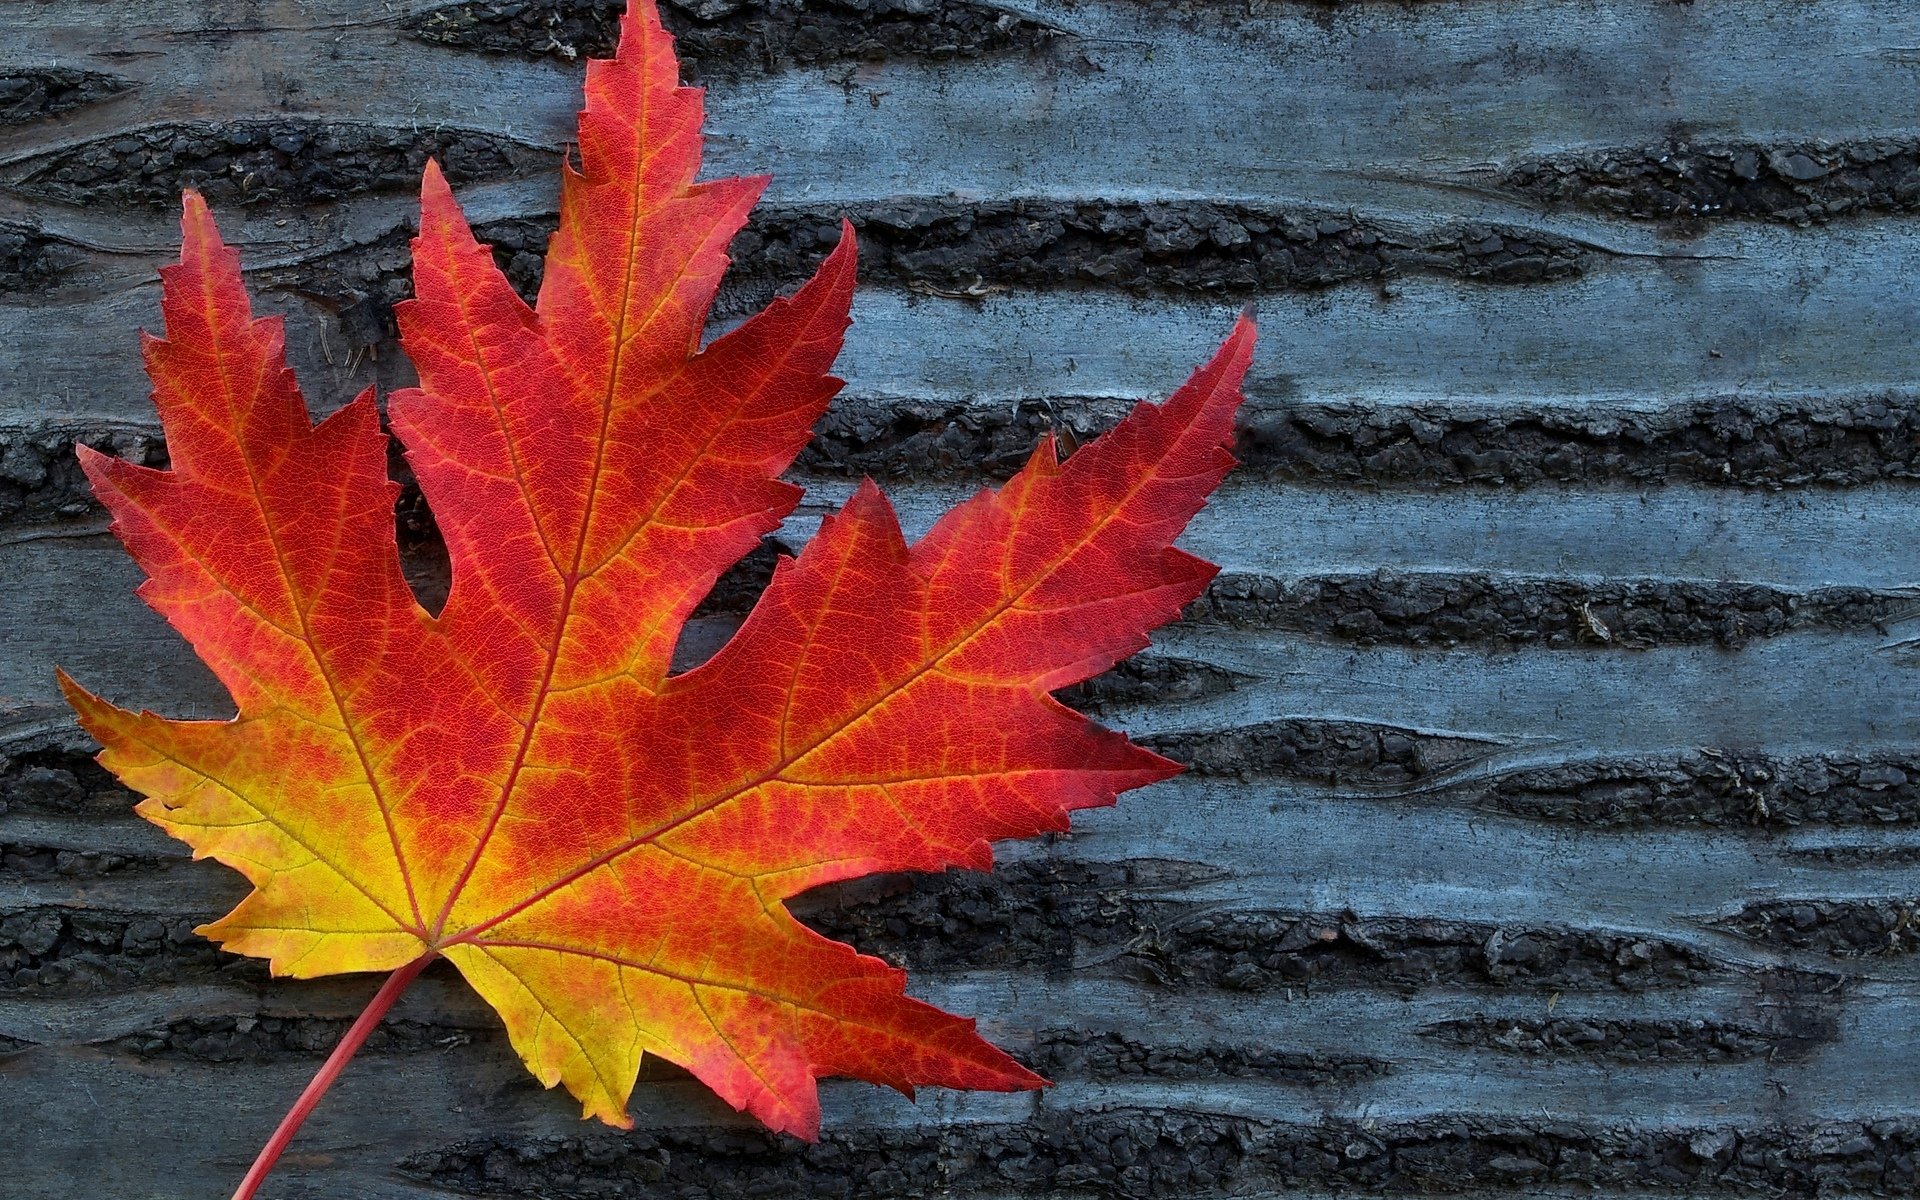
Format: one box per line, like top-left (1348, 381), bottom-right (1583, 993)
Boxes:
top-left (3, 1), bottom-right (1919, 1196)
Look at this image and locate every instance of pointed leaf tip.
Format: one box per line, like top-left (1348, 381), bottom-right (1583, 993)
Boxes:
top-left (420, 155), bottom-right (451, 200)
top-left (175, 189), bottom-right (222, 261)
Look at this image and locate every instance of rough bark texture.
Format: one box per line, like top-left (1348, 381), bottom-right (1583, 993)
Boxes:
top-left (5, 2), bottom-right (1920, 1197)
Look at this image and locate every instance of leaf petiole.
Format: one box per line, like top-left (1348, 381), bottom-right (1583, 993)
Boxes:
top-left (230, 953), bottom-right (437, 1200)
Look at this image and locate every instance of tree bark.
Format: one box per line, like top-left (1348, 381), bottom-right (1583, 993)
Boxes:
top-left (4, 2), bottom-right (1918, 1196)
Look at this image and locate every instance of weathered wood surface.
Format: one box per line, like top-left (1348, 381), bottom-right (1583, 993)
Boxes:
top-left (4, 0), bottom-right (1920, 1196)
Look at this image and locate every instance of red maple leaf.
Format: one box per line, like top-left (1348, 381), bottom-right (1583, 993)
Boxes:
top-left (58, 2), bottom-right (1254, 1194)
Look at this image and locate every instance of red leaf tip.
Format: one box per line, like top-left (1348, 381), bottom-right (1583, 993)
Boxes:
top-left (176, 188), bottom-right (224, 258)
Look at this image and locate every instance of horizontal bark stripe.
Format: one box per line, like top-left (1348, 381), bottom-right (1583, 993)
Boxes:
top-left (8, 1), bottom-right (1920, 206)
top-left (4, 1046), bottom-right (1918, 1197)
top-left (10, 246), bottom-right (1920, 429)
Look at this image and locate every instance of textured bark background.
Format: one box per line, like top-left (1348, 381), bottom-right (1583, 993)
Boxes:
top-left (4, 1), bottom-right (1920, 1196)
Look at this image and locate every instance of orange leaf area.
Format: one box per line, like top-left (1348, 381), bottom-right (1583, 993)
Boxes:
top-left (60, 0), bottom-right (1255, 1138)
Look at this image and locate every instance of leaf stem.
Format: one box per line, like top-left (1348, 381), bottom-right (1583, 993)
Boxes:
top-left (230, 953), bottom-right (436, 1200)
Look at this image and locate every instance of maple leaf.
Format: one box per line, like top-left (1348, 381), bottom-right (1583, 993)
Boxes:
top-left (57, 0), bottom-right (1255, 1186)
